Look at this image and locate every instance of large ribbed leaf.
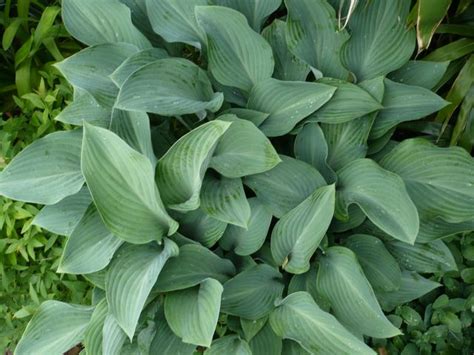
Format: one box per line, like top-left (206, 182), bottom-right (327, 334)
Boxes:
top-left (282, 340), bottom-right (311, 355)
top-left (82, 123), bottom-right (177, 243)
top-left (270, 292), bottom-right (375, 355)
top-left (262, 20), bottom-right (310, 81)
top-left (55, 43), bottom-right (138, 106)
top-left (345, 234), bottom-right (401, 292)
top-left (221, 265), bottom-right (284, 320)
top-left (0, 130), bottom-right (83, 205)
top-left (116, 58), bottom-right (223, 116)
top-left (204, 335), bottom-right (252, 355)
top-left (83, 299), bottom-right (108, 355)
top-left (109, 109), bottom-right (156, 167)
top-left (244, 155), bottom-right (327, 218)
top-left (342, 0), bottom-right (415, 81)
top-left (370, 79), bottom-right (449, 139)
top-left (214, 0), bottom-right (281, 31)
top-left (195, 6), bottom-right (274, 92)
top-left (62, 0), bottom-right (150, 49)
top-left (388, 60), bottom-right (450, 90)
top-left (110, 48), bottom-right (169, 87)
top-left (249, 322), bottom-right (282, 355)
top-left (165, 278), bottom-right (223, 347)
top-left (106, 240), bottom-right (179, 339)
top-left (244, 155), bottom-right (326, 218)
top-left (380, 138), bottom-right (474, 223)
top-left (222, 108), bottom-right (270, 127)
top-left (102, 314), bottom-right (127, 354)
top-left (210, 115), bottom-right (280, 178)
top-left (150, 308), bottom-right (196, 355)
top-left (294, 122), bottom-right (336, 183)
top-left (200, 174), bottom-right (250, 228)
top-left (386, 240), bottom-right (457, 273)
top-left (156, 120), bottom-right (231, 212)
top-left (247, 78), bottom-right (336, 137)
top-left (317, 247), bottom-right (401, 338)
top-left (285, 0), bottom-right (350, 79)
top-left (33, 187), bottom-right (91, 236)
top-left (155, 244), bottom-right (236, 292)
top-left (146, 0), bottom-right (207, 48)
top-left (321, 116), bottom-right (374, 171)
top-left (271, 185), bottom-right (335, 274)
top-left (307, 78), bottom-right (382, 124)
top-left (241, 317), bottom-right (268, 342)
top-left (417, 217), bottom-right (474, 243)
top-left (176, 208), bottom-right (227, 247)
top-left (376, 271), bottom-right (441, 311)
top-left (59, 205), bottom-right (122, 274)
top-left (219, 198), bottom-right (273, 256)
top-left (336, 159), bottom-right (419, 244)
top-left (15, 301), bottom-right (94, 355)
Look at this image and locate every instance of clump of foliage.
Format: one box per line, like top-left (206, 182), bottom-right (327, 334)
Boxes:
top-left (1, 1), bottom-right (89, 350)
top-left (1, 0), bottom-right (473, 354)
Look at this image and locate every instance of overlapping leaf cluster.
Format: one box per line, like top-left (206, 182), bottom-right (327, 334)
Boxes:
top-left (1, 0), bottom-right (474, 354)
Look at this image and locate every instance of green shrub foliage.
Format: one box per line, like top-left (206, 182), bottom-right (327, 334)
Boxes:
top-left (1, 0), bottom-right (473, 354)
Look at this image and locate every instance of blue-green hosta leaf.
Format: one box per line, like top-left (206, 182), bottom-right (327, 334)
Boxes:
top-left (370, 79), bottom-right (449, 139)
top-left (285, 0), bottom-right (350, 79)
top-left (204, 335), bottom-right (252, 355)
top-left (219, 198), bottom-right (273, 256)
top-left (247, 78), bottom-right (336, 137)
top-left (241, 317), bottom-right (268, 342)
top-left (195, 6), bottom-right (274, 93)
top-left (376, 271), bottom-right (441, 312)
top-left (165, 278), bottom-right (223, 347)
top-left (146, 0), bottom-right (207, 48)
top-left (321, 115), bottom-right (374, 171)
top-left (417, 217), bottom-right (474, 243)
top-left (244, 155), bottom-right (327, 218)
top-left (62, 0), bottom-right (151, 49)
top-left (116, 58), bottom-right (223, 116)
top-left (262, 19), bottom-right (310, 81)
top-left (110, 47), bottom-right (169, 87)
top-left (0, 130), bottom-right (83, 204)
top-left (317, 247), bottom-right (401, 338)
top-left (342, 0), bottom-right (415, 81)
top-left (336, 158), bottom-right (419, 244)
top-left (106, 240), bottom-right (179, 339)
top-left (380, 138), bottom-right (474, 223)
top-left (175, 208), bottom-right (227, 247)
top-left (109, 109), bottom-right (156, 167)
top-left (155, 244), bottom-right (236, 292)
top-left (345, 234), bottom-right (401, 292)
top-left (221, 264), bottom-right (284, 320)
top-left (156, 120), bottom-right (231, 212)
top-left (386, 240), bottom-right (457, 273)
top-left (119, 0), bottom-right (159, 41)
top-left (200, 174), bottom-right (250, 228)
top-left (83, 299), bottom-right (108, 355)
top-left (271, 185), bottom-right (335, 274)
top-left (214, 0), bottom-right (281, 31)
top-left (58, 205), bottom-right (123, 274)
top-left (282, 340), bottom-right (311, 355)
top-left (209, 115), bottom-right (280, 178)
top-left (388, 60), bottom-right (450, 90)
top-left (307, 78), bottom-right (382, 124)
top-left (287, 264), bottom-right (330, 312)
top-left (270, 292), bottom-right (375, 355)
top-left (103, 314), bottom-right (127, 354)
top-left (82, 123), bottom-right (177, 243)
top-left (33, 187), bottom-right (91, 236)
top-left (55, 43), bottom-right (138, 107)
top-left (294, 122), bottom-right (336, 183)
top-left (222, 108), bottom-right (270, 127)
top-left (249, 322), bottom-right (282, 355)
top-left (330, 205), bottom-right (366, 233)
top-left (15, 301), bottom-right (94, 355)
top-left (150, 308), bottom-right (196, 355)
top-left (55, 89), bottom-right (111, 127)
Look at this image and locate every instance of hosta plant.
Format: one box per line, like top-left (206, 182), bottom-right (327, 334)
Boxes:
top-left (2, 0), bottom-right (474, 354)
